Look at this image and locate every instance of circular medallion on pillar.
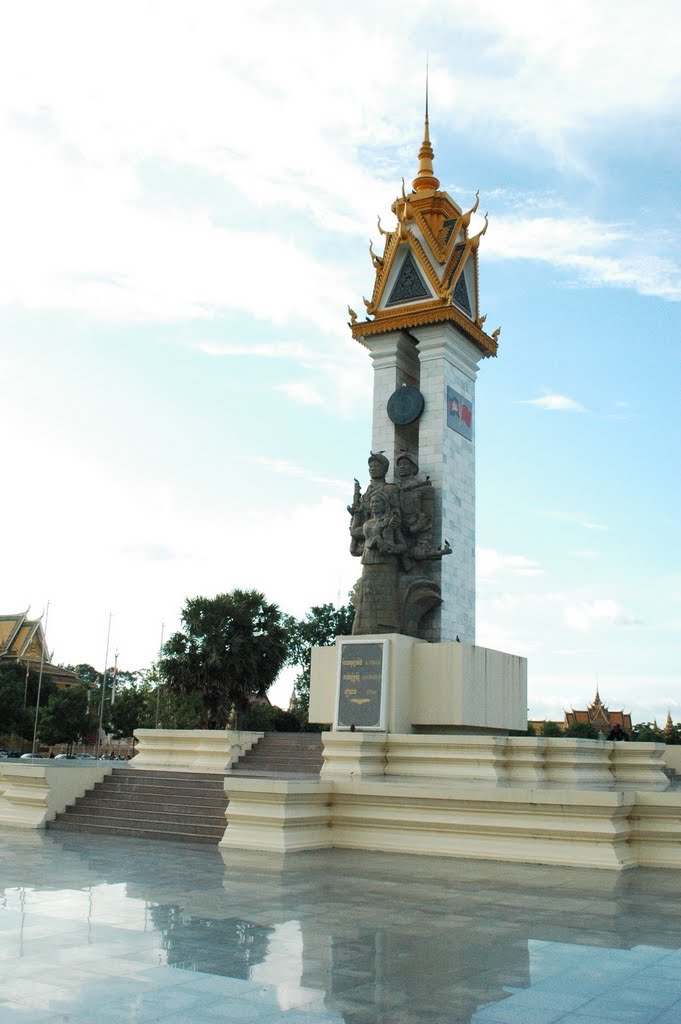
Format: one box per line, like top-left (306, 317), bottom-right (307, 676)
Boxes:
top-left (387, 385), bottom-right (425, 425)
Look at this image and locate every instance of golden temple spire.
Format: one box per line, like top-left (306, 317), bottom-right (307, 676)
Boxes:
top-left (412, 64), bottom-right (440, 193)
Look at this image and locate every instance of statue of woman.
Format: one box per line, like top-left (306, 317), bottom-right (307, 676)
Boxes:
top-left (350, 490), bottom-right (406, 635)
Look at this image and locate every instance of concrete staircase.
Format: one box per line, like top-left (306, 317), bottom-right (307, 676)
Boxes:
top-left (46, 768), bottom-right (228, 843)
top-left (230, 731), bottom-right (323, 776)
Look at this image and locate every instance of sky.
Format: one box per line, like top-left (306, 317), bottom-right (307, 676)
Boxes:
top-left (1, 0), bottom-right (680, 722)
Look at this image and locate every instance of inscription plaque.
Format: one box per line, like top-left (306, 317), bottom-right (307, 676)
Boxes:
top-left (336, 641), bottom-right (386, 730)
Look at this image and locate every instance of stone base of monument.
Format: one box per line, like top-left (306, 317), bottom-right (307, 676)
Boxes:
top-left (220, 633), bottom-right (681, 869)
top-left (218, 634), bottom-right (681, 870)
top-left (309, 634), bottom-right (527, 735)
top-left (221, 743), bottom-right (681, 870)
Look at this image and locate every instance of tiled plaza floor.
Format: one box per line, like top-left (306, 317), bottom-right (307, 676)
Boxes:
top-left (1, 831), bottom-right (681, 1024)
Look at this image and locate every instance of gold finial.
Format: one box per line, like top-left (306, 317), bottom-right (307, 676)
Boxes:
top-left (412, 63), bottom-right (440, 193)
top-left (377, 215), bottom-right (390, 237)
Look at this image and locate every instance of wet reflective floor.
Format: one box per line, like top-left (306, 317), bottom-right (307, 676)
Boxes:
top-left (1, 832), bottom-right (681, 1024)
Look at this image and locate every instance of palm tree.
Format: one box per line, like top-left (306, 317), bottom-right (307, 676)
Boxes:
top-left (160, 591), bottom-right (289, 728)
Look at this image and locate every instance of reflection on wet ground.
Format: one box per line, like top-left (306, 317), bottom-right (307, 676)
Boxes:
top-left (1, 831), bottom-right (681, 1023)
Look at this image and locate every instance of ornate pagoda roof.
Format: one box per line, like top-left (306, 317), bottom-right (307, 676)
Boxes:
top-left (564, 689), bottom-right (632, 732)
top-left (0, 610), bottom-right (78, 687)
top-left (349, 102), bottom-right (498, 358)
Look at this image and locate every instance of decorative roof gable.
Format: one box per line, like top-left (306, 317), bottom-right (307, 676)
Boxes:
top-left (350, 107), bottom-right (498, 358)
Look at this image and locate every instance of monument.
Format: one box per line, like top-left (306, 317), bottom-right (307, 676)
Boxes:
top-left (220, 105), bottom-right (675, 872)
top-left (308, 101), bottom-right (527, 737)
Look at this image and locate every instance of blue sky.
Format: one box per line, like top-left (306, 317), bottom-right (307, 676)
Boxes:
top-left (1, 0), bottom-right (679, 721)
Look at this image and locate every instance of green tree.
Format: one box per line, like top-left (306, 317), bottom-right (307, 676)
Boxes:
top-left (138, 663), bottom-right (204, 730)
top-left (160, 591), bottom-right (290, 728)
top-left (240, 701), bottom-right (301, 732)
top-left (62, 664), bottom-right (100, 684)
top-left (0, 665), bottom-right (59, 743)
top-left (0, 666), bottom-right (33, 740)
top-left (154, 687), bottom-right (204, 729)
top-left (541, 721), bottom-right (564, 737)
top-left (631, 722), bottom-right (663, 742)
top-left (38, 686), bottom-right (91, 750)
top-left (664, 724), bottom-right (681, 746)
top-left (286, 600), bottom-right (355, 726)
top-left (564, 721), bottom-right (601, 739)
top-left (109, 682), bottom-right (154, 739)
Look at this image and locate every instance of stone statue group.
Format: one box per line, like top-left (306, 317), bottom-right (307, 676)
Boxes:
top-left (348, 452), bottom-right (451, 638)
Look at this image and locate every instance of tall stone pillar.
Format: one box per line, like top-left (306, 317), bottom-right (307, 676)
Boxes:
top-left (412, 324), bottom-right (482, 644)
top-left (366, 331), bottom-right (420, 463)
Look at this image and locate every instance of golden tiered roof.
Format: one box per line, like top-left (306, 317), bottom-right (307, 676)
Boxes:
top-left (0, 611), bottom-right (78, 688)
top-left (350, 106), bottom-right (498, 357)
top-left (565, 689), bottom-right (632, 733)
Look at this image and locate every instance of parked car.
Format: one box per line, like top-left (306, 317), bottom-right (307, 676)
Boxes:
top-left (20, 752), bottom-right (45, 759)
top-left (75, 753), bottom-right (96, 760)
top-left (54, 753), bottom-right (76, 760)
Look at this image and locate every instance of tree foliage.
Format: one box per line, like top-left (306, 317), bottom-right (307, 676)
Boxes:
top-left (108, 683), bottom-right (153, 739)
top-left (0, 665), bottom-right (59, 742)
top-left (664, 723), bottom-right (681, 746)
top-left (38, 685), bottom-right (91, 749)
top-left (286, 600), bottom-right (355, 725)
top-left (240, 701), bottom-right (301, 732)
top-left (541, 721), bottom-right (564, 737)
top-left (61, 663), bottom-right (100, 684)
top-left (564, 721), bottom-right (601, 739)
top-left (0, 667), bottom-right (33, 740)
top-left (631, 722), bottom-right (663, 742)
top-left (160, 591), bottom-right (289, 728)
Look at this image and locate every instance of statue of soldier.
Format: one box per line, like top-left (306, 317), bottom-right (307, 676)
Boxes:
top-left (347, 452), bottom-right (399, 557)
top-left (395, 451), bottom-right (452, 566)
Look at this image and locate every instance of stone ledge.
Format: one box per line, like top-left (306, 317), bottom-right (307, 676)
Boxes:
top-left (222, 774), bottom-right (681, 871)
top-left (0, 764), bottom-right (113, 828)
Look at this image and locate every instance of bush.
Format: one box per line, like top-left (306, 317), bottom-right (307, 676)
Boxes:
top-left (239, 702), bottom-right (300, 732)
top-left (564, 721), bottom-right (601, 740)
top-left (541, 721), bottom-right (563, 737)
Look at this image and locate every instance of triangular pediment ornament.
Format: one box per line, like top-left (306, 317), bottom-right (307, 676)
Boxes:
top-left (386, 250), bottom-right (431, 307)
top-left (453, 265), bottom-right (472, 316)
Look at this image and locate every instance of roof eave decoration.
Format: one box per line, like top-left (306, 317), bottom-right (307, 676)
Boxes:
top-left (351, 302), bottom-right (498, 357)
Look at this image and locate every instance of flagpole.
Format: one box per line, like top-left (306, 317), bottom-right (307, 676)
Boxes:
top-left (95, 612), bottom-right (112, 758)
top-left (155, 622), bottom-right (165, 728)
top-left (111, 650), bottom-right (119, 704)
top-left (30, 601), bottom-right (50, 755)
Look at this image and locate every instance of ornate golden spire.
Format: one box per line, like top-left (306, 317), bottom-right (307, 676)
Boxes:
top-left (412, 68), bottom-right (440, 193)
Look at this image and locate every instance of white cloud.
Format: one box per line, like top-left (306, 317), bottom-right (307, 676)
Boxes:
top-left (1, 1), bottom-right (680, 334)
top-left (439, 1), bottom-right (681, 166)
top-left (243, 457), bottom-right (347, 491)
top-left (482, 211), bottom-right (681, 302)
top-left (563, 599), bottom-right (642, 633)
top-left (518, 392), bottom-right (586, 412)
top-left (194, 341), bottom-right (318, 360)
top-left (477, 547), bottom-right (544, 583)
top-left (544, 511), bottom-right (609, 531)
top-left (275, 381), bottom-right (326, 407)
